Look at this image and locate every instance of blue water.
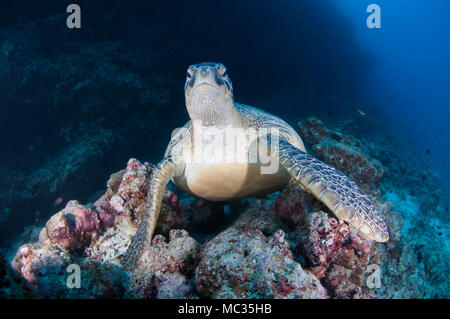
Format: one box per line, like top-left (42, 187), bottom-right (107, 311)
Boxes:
top-left (338, 0), bottom-right (450, 182)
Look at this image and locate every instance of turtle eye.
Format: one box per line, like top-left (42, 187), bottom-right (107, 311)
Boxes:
top-left (216, 65), bottom-right (227, 77)
top-left (187, 66), bottom-right (195, 78)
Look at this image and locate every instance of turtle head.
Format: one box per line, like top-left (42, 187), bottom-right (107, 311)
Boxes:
top-left (184, 62), bottom-right (236, 126)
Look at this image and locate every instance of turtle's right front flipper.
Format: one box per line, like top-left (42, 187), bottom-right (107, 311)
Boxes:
top-left (120, 157), bottom-right (182, 271)
top-left (273, 139), bottom-right (389, 243)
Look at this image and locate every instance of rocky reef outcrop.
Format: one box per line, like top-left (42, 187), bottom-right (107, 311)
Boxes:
top-left (2, 118), bottom-right (448, 299)
top-left (0, 251), bottom-right (39, 298)
top-left (9, 158), bottom-right (187, 298)
top-left (196, 227), bottom-right (327, 299)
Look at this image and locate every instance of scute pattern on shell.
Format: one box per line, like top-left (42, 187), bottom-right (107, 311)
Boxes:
top-left (235, 103), bottom-right (306, 151)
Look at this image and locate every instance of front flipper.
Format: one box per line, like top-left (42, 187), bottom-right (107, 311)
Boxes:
top-left (120, 157), bottom-right (182, 271)
top-left (273, 139), bottom-right (389, 242)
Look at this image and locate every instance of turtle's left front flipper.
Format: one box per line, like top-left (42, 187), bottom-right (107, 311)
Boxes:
top-left (272, 138), bottom-right (389, 242)
top-left (120, 156), bottom-right (183, 271)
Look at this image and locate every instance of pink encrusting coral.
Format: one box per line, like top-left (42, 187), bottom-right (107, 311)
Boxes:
top-left (12, 243), bottom-right (72, 287)
top-left (299, 211), bottom-right (351, 271)
top-left (195, 226), bottom-right (327, 299)
top-left (274, 182), bottom-right (383, 298)
top-left (273, 185), bottom-right (316, 228)
top-left (127, 229), bottom-right (200, 298)
top-left (109, 159), bottom-right (150, 216)
top-left (39, 200), bottom-right (100, 251)
top-left (94, 158), bottom-right (183, 234)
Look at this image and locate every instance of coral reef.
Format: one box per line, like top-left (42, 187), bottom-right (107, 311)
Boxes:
top-left (8, 158), bottom-right (187, 298)
top-left (94, 158), bottom-right (184, 234)
top-left (295, 117), bottom-right (449, 298)
top-left (39, 200), bottom-right (101, 252)
top-left (2, 119), bottom-right (449, 299)
top-left (127, 229), bottom-right (200, 299)
top-left (195, 227), bottom-right (327, 299)
top-left (12, 243), bottom-right (72, 288)
top-left (0, 251), bottom-right (39, 298)
top-left (11, 242), bottom-right (128, 298)
top-left (374, 190), bottom-right (450, 298)
top-left (274, 183), bottom-right (383, 298)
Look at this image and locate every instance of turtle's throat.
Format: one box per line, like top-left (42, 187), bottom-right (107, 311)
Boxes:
top-left (187, 93), bottom-right (240, 128)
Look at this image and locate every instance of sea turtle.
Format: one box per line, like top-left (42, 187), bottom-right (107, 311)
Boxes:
top-left (120, 62), bottom-right (389, 269)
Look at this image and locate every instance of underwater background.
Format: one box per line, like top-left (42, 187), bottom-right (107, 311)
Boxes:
top-left (0, 0), bottom-right (448, 298)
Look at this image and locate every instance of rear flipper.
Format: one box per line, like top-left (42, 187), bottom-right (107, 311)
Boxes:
top-left (119, 157), bottom-right (181, 271)
top-left (274, 139), bottom-right (389, 242)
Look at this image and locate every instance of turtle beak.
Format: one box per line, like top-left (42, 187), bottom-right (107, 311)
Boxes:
top-left (192, 67), bottom-right (220, 91)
